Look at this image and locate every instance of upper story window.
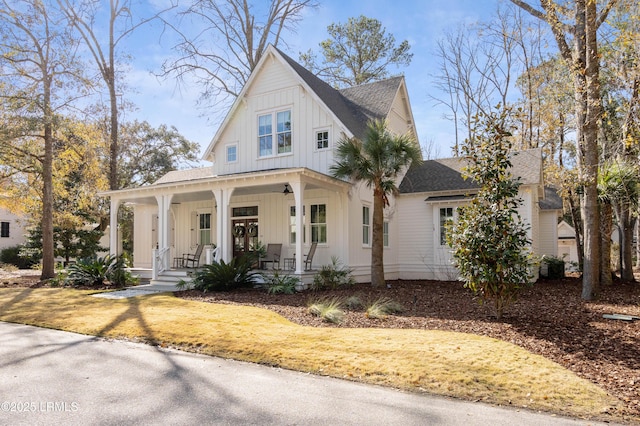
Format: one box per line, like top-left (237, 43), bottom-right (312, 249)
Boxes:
top-left (259, 109), bottom-right (291, 157)
top-left (0, 221), bottom-right (9, 238)
top-left (316, 130), bottom-right (329, 150)
top-left (277, 110), bottom-right (291, 154)
top-left (226, 144), bottom-right (237, 163)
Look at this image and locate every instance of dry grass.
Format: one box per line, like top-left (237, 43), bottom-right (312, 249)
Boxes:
top-left (0, 287), bottom-right (622, 420)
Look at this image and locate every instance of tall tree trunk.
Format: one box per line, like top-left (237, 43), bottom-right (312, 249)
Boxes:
top-left (41, 80), bottom-right (55, 280)
top-left (371, 187), bottom-right (385, 287)
top-left (578, 0), bottom-right (601, 299)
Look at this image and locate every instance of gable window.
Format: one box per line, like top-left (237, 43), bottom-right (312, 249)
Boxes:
top-left (258, 114), bottom-right (272, 156)
top-left (258, 109), bottom-right (291, 157)
top-left (199, 213), bottom-right (211, 245)
top-left (310, 204), bottom-right (326, 244)
top-left (439, 207), bottom-right (454, 246)
top-left (316, 130), bottom-right (329, 150)
top-left (277, 110), bottom-right (292, 154)
top-left (383, 221), bottom-right (389, 247)
top-left (0, 221), bottom-right (9, 238)
top-left (289, 205), bottom-right (306, 244)
top-left (226, 144), bottom-right (237, 163)
top-left (362, 206), bottom-right (370, 245)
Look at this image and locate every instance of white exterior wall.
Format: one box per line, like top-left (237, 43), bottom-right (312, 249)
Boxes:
top-left (0, 208), bottom-right (27, 250)
top-left (133, 204), bottom-right (158, 268)
top-left (538, 211), bottom-right (559, 258)
top-left (211, 58), bottom-right (340, 178)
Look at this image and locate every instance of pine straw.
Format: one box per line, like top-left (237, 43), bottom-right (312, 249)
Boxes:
top-left (0, 285), bottom-right (625, 423)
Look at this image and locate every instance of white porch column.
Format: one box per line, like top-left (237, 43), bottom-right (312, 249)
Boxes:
top-left (109, 198), bottom-right (121, 257)
top-left (214, 187), bottom-right (234, 262)
top-left (155, 194), bottom-right (173, 270)
top-left (291, 181), bottom-right (306, 274)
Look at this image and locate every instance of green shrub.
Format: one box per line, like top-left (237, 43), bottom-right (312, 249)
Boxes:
top-left (365, 297), bottom-right (404, 319)
top-left (188, 255), bottom-right (259, 292)
top-left (264, 271), bottom-right (299, 295)
top-left (65, 254), bottom-right (133, 288)
top-left (307, 297), bottom-right (345, 323)
top-left (311, 256), bottom-right (355, 290)
top-left (0, 245), bottom-right (39, 269)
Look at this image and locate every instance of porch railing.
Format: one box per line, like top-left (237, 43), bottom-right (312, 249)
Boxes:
top-left (205, 246), bottom-right (219, 265)
top-left (152, 247), bottom-right (170, 280)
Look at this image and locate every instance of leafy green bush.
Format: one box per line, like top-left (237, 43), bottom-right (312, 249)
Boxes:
top-left (307, 297), bottom-right (345, 323)
top-left (311, 256), bottom-right (355, 290)
top-left (365, 297), bottom-right (404, 319)
top-left (264, 271), bottom-right (299, 295)
top-left (65, 254), bottom-right (134, 288)
top-left (188, 255), bottom-right (259, 292)
top-left (0, 245), bottom-right (39, 269)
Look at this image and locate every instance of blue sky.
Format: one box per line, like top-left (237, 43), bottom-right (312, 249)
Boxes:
top-left (125, 0), bottom-right (501, 160)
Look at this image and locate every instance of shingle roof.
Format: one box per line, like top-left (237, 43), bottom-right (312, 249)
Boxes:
top-left (275, 47), bottom-right (401, 140)
top-left (399, 149), bottom-right (542, 194)
top-left (154, 167), bottom-right (214, 185)
top-left (539, 186), bottom-right (563, 210)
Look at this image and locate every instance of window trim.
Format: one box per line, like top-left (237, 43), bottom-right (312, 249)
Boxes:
top-left (289, 205), bottom-right (306, 245)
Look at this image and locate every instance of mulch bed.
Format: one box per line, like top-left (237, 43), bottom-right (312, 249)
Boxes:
top-left (177, 276), bottom-right (640, 421)
top-left (2, 270), bottom-right (639, 421)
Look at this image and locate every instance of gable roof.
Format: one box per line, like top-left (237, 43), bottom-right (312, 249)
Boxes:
top-left (203, 45), bottom-right (409, 160)
top-left (153, 167), bottom-right (214, 185)
top-left (399, 149), bottom-right (543, 194)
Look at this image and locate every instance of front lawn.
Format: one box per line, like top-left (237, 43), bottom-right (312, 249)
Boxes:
top-left (0, 283), bottom-right (626, 423)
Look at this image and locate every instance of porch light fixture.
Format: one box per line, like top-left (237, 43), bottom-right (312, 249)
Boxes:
top-left (283, 184), bottom-right (292, 195)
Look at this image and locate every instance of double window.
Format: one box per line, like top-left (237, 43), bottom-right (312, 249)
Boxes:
top-left (290, 204), bottom-right (326, 244)
top-left (258, 110), bottom-right (291, 157)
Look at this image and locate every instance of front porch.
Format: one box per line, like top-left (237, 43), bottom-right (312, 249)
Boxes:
top-left (105, 167), bottom-right (350, 286)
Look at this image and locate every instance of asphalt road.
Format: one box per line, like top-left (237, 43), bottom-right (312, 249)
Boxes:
top-left (0, 321), bottom-right (612, 425)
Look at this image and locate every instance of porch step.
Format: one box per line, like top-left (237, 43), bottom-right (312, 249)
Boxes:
top-left (149, 269), bottom-right (194, 287)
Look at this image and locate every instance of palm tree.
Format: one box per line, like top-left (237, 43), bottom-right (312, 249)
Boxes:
top-left (330, 119), bottom-right (422, 287)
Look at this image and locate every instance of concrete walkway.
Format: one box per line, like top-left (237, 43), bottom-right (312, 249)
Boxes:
top-left (91, 283), bottom-right (181, 299)
top-left (0, 322), bottom-right (618, 426)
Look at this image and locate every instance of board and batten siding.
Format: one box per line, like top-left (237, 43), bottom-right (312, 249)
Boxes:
top-left (212, 56), bottom-right (339, 178)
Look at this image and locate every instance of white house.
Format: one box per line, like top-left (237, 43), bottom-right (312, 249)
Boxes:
top-left (104, 45), bottom-right (560, 284)
top-left (0, 207), bottom-right (27, 251)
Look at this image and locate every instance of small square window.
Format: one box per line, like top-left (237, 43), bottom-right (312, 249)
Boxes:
top-left (316, 130), bottom-right (329, 149)
top-left (226, 145), bottom-right (237, 163)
